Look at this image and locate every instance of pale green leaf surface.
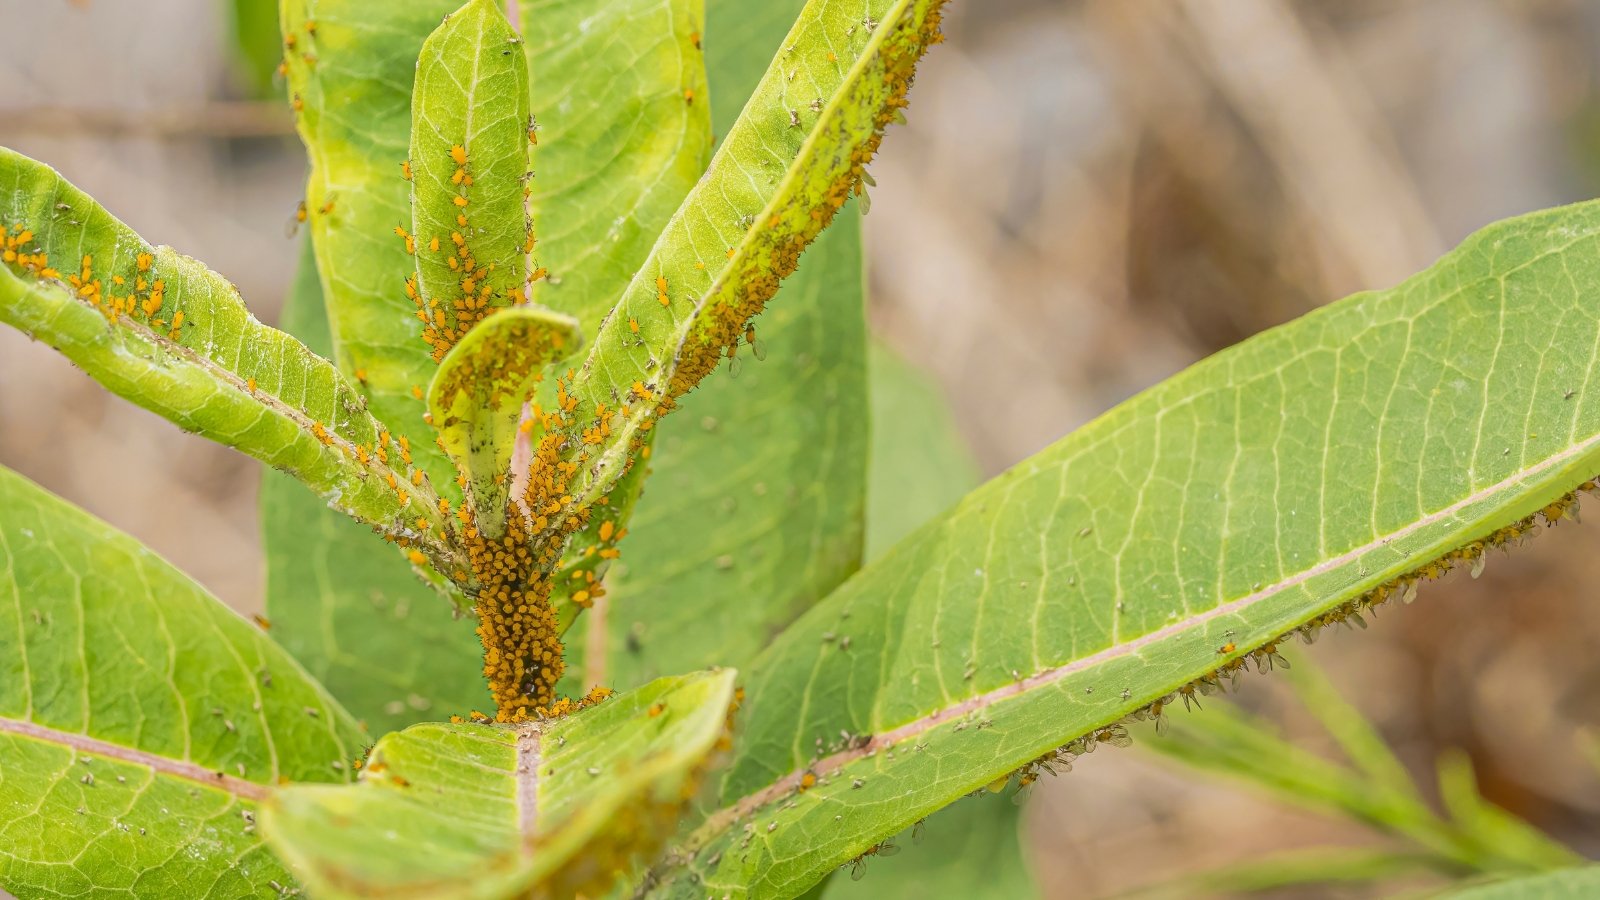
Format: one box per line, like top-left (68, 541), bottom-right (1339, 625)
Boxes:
top-left (261, 670), bottom-right (736, 899)
top-left (521, 0), bottom-right (711, 334)
top-left (281, 0), bottom-right (462, 492)
top-left (264, 241), bottom-right (487, 736)
top-left (1441, 868), bottom-right (1600, 899)
top-left (0, 148), bottom-right (456, 558)
top-left (558, 0), bottom-right (869, 694)
top-left (653, 202), bottom-right (1600, 897)
top-left (559, 0), bottom-right (946, 510)
top-left (0, 466), bottom-right (365, 898)
top-left (409, 0), bottom-right (532, 354)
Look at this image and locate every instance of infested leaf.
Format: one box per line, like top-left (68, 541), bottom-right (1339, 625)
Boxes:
top-left (555, 0), bottom-right (949, 514)
top-left (558, 0), bottom-right (870, 696)
top-left (429, 306), bottom-right (582, 536)
top-left (0, 149), bottom-right (460, 573)
top-left (409, 0), bottom-right (535, 371)
top-left (647, 201), bottom-right (1600, 898)
top-left (260, 670), bottom-right (737, 900)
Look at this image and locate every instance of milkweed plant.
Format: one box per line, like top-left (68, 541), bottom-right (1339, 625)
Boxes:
top-left (2, 1), bottom-right (1599, 897)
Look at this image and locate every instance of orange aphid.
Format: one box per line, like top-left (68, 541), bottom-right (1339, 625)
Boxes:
top-left (246, 377), bottom-right (257, 393)
top-left (136, 252), bottom-right (153, 272)
top-left (1218, 642), bottom-right (1236, 654)
top-left (450, 144), bottom-right (468, 166)
top-left (401, 160), bottom-right (413, 181)
top-left (452, 195), bottom-right (469, 207)
top-left (407, 550), bottom-right (426, 565)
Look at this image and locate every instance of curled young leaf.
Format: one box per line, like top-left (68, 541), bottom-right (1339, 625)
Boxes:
top-left (261, 669), bottom-right (737, 900)
top-left (429, 306), bottom-right (582, 535)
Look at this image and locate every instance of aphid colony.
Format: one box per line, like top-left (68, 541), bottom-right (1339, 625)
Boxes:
top-left (660, 5), bottom-right (944, 404)
top-left (399, 143), bottom-right (536, 364)
top-left (1, 230), bottom-right (180, 339)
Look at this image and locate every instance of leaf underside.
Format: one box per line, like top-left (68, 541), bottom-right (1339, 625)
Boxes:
top-left (647, 202), bottom-right (1600, 897)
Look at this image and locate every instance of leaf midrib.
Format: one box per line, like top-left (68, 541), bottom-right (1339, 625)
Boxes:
top-left (677, 417), bottom-right (1600, 858)
top-left (0, 714), bottom-right (270, 802)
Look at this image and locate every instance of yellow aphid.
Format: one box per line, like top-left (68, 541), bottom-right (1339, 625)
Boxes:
top-left (648, 703), bottom-right (665, 717)
top-left (355, 368), bottom-right (368, 383)
top-left (655, 276), bottom-right (667, 292)
top-left (407, 550), bottom-right (426, 565)
top-left (1218, 642), bottom-right (1236, 654)
top-left (401, 160), bottom-right (413, 181)
top-left (628, 317), bottom-right (639, 334)
top-left (684, 88), bottom-right (694, 104)
top-left (599, 520), bottom-right (616, 542)
top-left (252, 614), bottom-right (272, 631)
top-left (429, 236), bottom-right (440, 253)
top-left (450, 144), bottom-right (468, 166)
top-left (246, 377), bottom-right (257, 393)
top-left (453, 195), bottom-right (468, 207)
top-left (136, 252), bottom-right (153, 272)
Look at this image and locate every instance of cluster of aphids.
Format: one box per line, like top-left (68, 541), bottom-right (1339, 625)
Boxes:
top-left (663, 4), bottom-right (946, 403)
top-left (0, 230), bottom-right (184, 341)
top-left (990, 481), bottom-right (1598, 797)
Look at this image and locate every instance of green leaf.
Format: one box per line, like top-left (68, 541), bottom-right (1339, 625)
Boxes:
top-left (0, 465), bottom-right (365, 898)
top-left (649, 201), bottom-right (1600, 897)
top-left (514, 0), bottom-right (712, 620)
top-left (409, 0), bottom-right (534, 368)
top-left (520, 0), bottom-right (712, 333)
top-left (864, 341), bottom-right (980, 561)
top-left (0, 148), bottom-right (459, 567)
top-left (261, 670), bottom-right (736, 899)
top-left (558, 0), bottom-right (948, 513)
top-left (428, 307), bottom-right (582, 535)
top-left (817, 345), bottom-right (1037, 899)
top-left (263, 241), bottom-right (487, 736)
top-left (280, 0), bottom-right (463, 491)
top-left (1440, 868), bottom-right (1600, 899)
top-left (558, 0), bottom-right (870, 692)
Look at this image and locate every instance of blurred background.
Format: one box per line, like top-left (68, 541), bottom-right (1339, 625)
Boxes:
top-left (4, 0), bottom-right (1600, 896)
